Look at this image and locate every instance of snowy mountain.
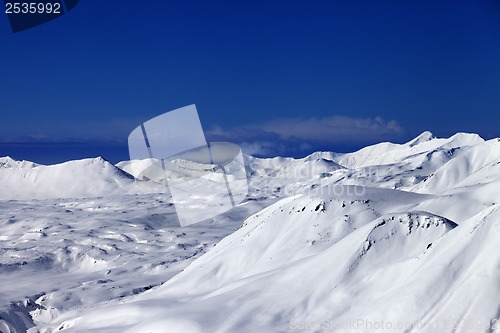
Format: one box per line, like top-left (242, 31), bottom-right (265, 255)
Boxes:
top-left (0, 156), bottom-right (40, 169)
top-left (334, 132), bottom-right (484, 168)
top-left (0, 132), bottom-right (499, 333)
top-left (0, 157), bottom-right (143, 200)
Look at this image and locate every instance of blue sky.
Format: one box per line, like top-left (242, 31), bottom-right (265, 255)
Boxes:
top-left (1, 0), bottom-right (499, 163)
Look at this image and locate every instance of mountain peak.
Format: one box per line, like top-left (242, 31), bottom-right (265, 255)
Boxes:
top-left (406, 131), bottom-right (435, 147)
top-left (0, 156), bottom-right (16, 168)
top-left (0, 156), bottom-right (40, 169)
top-left (448, 132), bottom-right (485, 145)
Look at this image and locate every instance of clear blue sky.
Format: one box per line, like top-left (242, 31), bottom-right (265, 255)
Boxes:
top-left (1, 0), bottom-right (499, 163)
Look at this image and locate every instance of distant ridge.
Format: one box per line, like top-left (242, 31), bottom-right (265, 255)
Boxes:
top-left (0, 157), bottom-right (138, 200)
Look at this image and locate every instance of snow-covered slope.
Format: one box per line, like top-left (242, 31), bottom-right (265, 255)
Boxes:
top-left (411, 138), bottom-right (500, 194)
top-left (1, 132), bottom-right (499, 333)
top-left (50, 182), bottom-right (499, 333)
top-left (0, 156), bottom-right (40, 169)
top-left (334, 131), bottom-right (484, 168)
top-left (0, 157), bottom-right (141, 200)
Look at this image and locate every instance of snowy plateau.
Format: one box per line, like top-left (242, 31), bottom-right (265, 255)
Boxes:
top-left (0, 132), bottom-right (499, 333)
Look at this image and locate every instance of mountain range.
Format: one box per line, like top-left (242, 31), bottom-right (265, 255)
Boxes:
top-left (0, 132), bottom-right (499, 333)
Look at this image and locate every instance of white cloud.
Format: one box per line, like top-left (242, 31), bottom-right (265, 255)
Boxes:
top-left (256, 115), bottom-right (404, 143)
top-left (207, 115), bottom-right (404, 145)
top-left (240, 141), bottom-right (286, 156)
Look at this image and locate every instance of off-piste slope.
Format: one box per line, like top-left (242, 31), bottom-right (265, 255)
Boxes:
top-left (44, 182), bottom-right (499, 333)
top-left (411, 138), bottom-right (500, 194)
top-left (318, 133), bottom-right (498, 196)
top-left (243, 154), bottom-right (344, 199)
top-left (0, 157), bottom-right (140, 200)
top-left (238, 132), bottom-right (493, 204)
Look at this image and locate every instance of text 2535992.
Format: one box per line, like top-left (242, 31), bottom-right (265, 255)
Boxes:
top-left (5, 2), bottom-right (61, 14)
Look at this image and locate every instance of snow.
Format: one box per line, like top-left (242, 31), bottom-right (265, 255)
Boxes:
top-left (0, 157), bottom-right (40, 169)
top-left (334, 131), bottom-right (485, 168)
top-left (406, 130), bottom-right (435, 147)
top-left (0, 157), bottom-right (153, 201)
top-left (0, 132), bottom-right (499, 333)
